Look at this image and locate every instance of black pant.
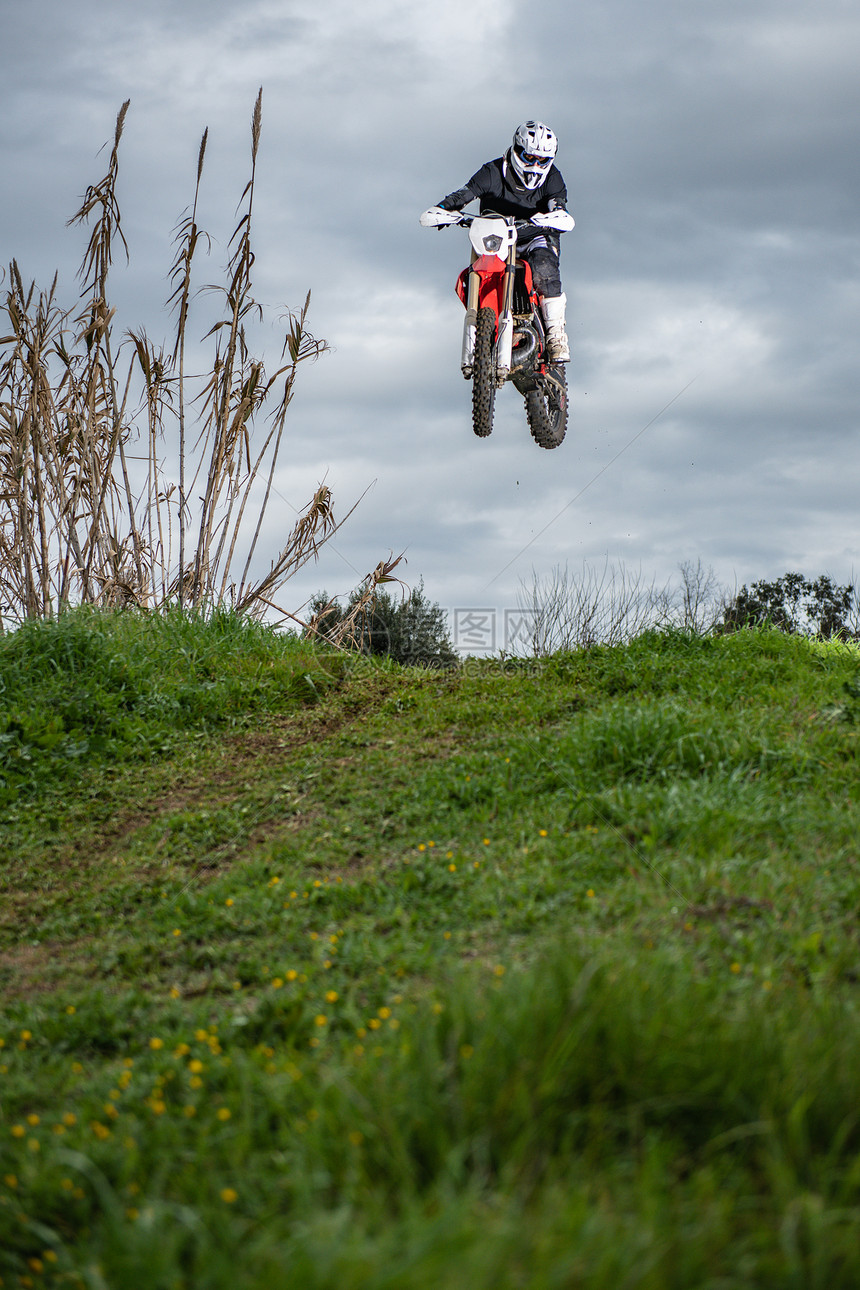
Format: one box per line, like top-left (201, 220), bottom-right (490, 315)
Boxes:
top-left (519, 233), bottom-right (562, 298)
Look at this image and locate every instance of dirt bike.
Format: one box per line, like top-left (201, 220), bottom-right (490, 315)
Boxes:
top-left (428, 211), bottom-right (568, 449)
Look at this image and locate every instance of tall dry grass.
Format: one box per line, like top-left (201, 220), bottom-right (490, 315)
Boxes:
top-left (0, 92), bottom-right (347, 629)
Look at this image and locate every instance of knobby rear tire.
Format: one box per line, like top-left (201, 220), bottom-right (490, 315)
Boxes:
top-left (525, 367), bottom-right (568, 449)
top-left (472, 307), bottom-right (496, 438)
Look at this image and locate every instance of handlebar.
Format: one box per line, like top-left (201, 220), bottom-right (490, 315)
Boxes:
top-left (450, 212), bottom-right (533, 234)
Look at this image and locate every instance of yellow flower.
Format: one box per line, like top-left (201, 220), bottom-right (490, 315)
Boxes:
top-left (272, 977), bottom-right (284, 989)
top-left (190, 1076), bottom-right (203, 1090)
top-left (149, 1037), bottom-right (164, 1051)
top-left (221, 1188), bottom-right (238, 1204)
top-left (20, 1030), bottom-right (32, 1041)
top-left (3, 1174), bottom-right (17, 1187)
top-left (65, 1005), bottom-right (76, 1015)
top-left (314, 1015), bottom-right (328, 1027)
top-left (216, 1108), bottom-right (231, 1122)
top-left (730, 963), bottom-right (741, 974)
top-left (349, 1130), bottom-right (364, 1146)
top-left (286, 970), bottom-right (298, 981)
top-left (188, 1058), bottom-right (204, 1074)
top-left (586, 889), bottom-right (595, 899)
top-left (183, 1105), bottom-right (197, 1117)
top-left (26, 1114), bottom-right (40, 1127)
top-left (493, 965), bottom-right (506, 977)
top-left (11, 1125), bottom-right (25, 1139)
top-left (448, 863), bottom-right (457, 872)
top-left (368, 1018), bottom-right (381, 1031)
top-left (539, 829), bottom-right (548, 837)
top-left (62, 1112), bottom-right (77, 1126)
top-left (225, 898), bottom-right (234, 907)
top-left (172, 929), bottom-right (182, 938)
top-left (378, 1007), bottom-right (391, 1020)
top-left (194, 1029), bottom-right (209, 1042)
top-left (325, 990), bottom-right (339, 1003)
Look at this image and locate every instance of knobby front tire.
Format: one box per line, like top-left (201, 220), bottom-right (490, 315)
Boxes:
top-left (525, 367), bottom-right (568, 450)
top-left (472, 307), bottom-right (496, 438)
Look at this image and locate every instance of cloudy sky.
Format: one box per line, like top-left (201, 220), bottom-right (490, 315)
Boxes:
top-left (4, 0), bottom-right (859, 644)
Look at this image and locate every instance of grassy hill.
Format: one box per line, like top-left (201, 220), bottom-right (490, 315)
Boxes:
top-left (1, 610), bottom-right (859, 1287)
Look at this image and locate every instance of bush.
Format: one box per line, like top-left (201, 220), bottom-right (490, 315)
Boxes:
top-left (310, 580), bottom-right (457, 668)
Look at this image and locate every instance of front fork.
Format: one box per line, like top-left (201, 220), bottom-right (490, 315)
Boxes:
top-left (494, 249), bottom-right (517, 386)
top-left (460, 245), bottom-right (517, 383)
top-left (460, 261), bottom-right (480, 378)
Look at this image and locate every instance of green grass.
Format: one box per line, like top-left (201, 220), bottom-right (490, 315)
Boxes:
top-left (1, 612), bottom-right (860, 1287)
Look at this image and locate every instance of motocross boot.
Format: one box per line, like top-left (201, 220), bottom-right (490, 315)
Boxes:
top-left (541, 293), bottom-right (570, 363)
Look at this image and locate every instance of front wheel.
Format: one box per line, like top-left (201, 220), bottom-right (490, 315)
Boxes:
top-left (472, 307), bottom-right (497, 438)
top-left (525, 367), bottom-right (568, 449)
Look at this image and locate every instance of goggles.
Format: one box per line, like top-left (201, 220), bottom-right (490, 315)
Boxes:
top-left (516, 147), bottom-right (553, 167)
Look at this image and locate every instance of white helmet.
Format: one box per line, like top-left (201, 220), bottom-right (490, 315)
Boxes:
top-left (509, 120), bottom-right (558, 190)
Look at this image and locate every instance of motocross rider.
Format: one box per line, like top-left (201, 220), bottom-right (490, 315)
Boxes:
top-left (420, 120), bottom-right (574, 362)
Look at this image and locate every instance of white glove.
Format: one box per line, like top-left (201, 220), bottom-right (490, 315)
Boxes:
top-left (530, 209), bottom-right (575, 232)
top-left (419, 206), bottom-right (461, 227)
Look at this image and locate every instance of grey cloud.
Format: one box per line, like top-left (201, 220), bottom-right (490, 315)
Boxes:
top-left (2, 0), bottom-right (859, 631)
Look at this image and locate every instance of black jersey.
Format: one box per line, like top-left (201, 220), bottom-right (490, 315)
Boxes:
top-left (438, 154), bottom-right (569, 220)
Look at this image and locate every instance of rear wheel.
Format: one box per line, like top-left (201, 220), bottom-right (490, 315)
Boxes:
top-left (472, 307), bottom-right (497, 438)
top-left (525, 367), bottom-right (568, 449)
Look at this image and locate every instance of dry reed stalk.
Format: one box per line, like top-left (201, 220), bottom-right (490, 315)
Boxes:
top-left (0, 91), bottom-right (363, 628)
top-left (167, 128), bottom-right (209, 607)
top-left (303, 554), bottom-right (407, 650)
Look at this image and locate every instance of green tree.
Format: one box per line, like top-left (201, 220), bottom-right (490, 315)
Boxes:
top-left (721, 572), bottom-right (855, 639)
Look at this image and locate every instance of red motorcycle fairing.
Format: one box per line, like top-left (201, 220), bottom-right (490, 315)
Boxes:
top-left (456, 257), bottom-right (537, 317)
